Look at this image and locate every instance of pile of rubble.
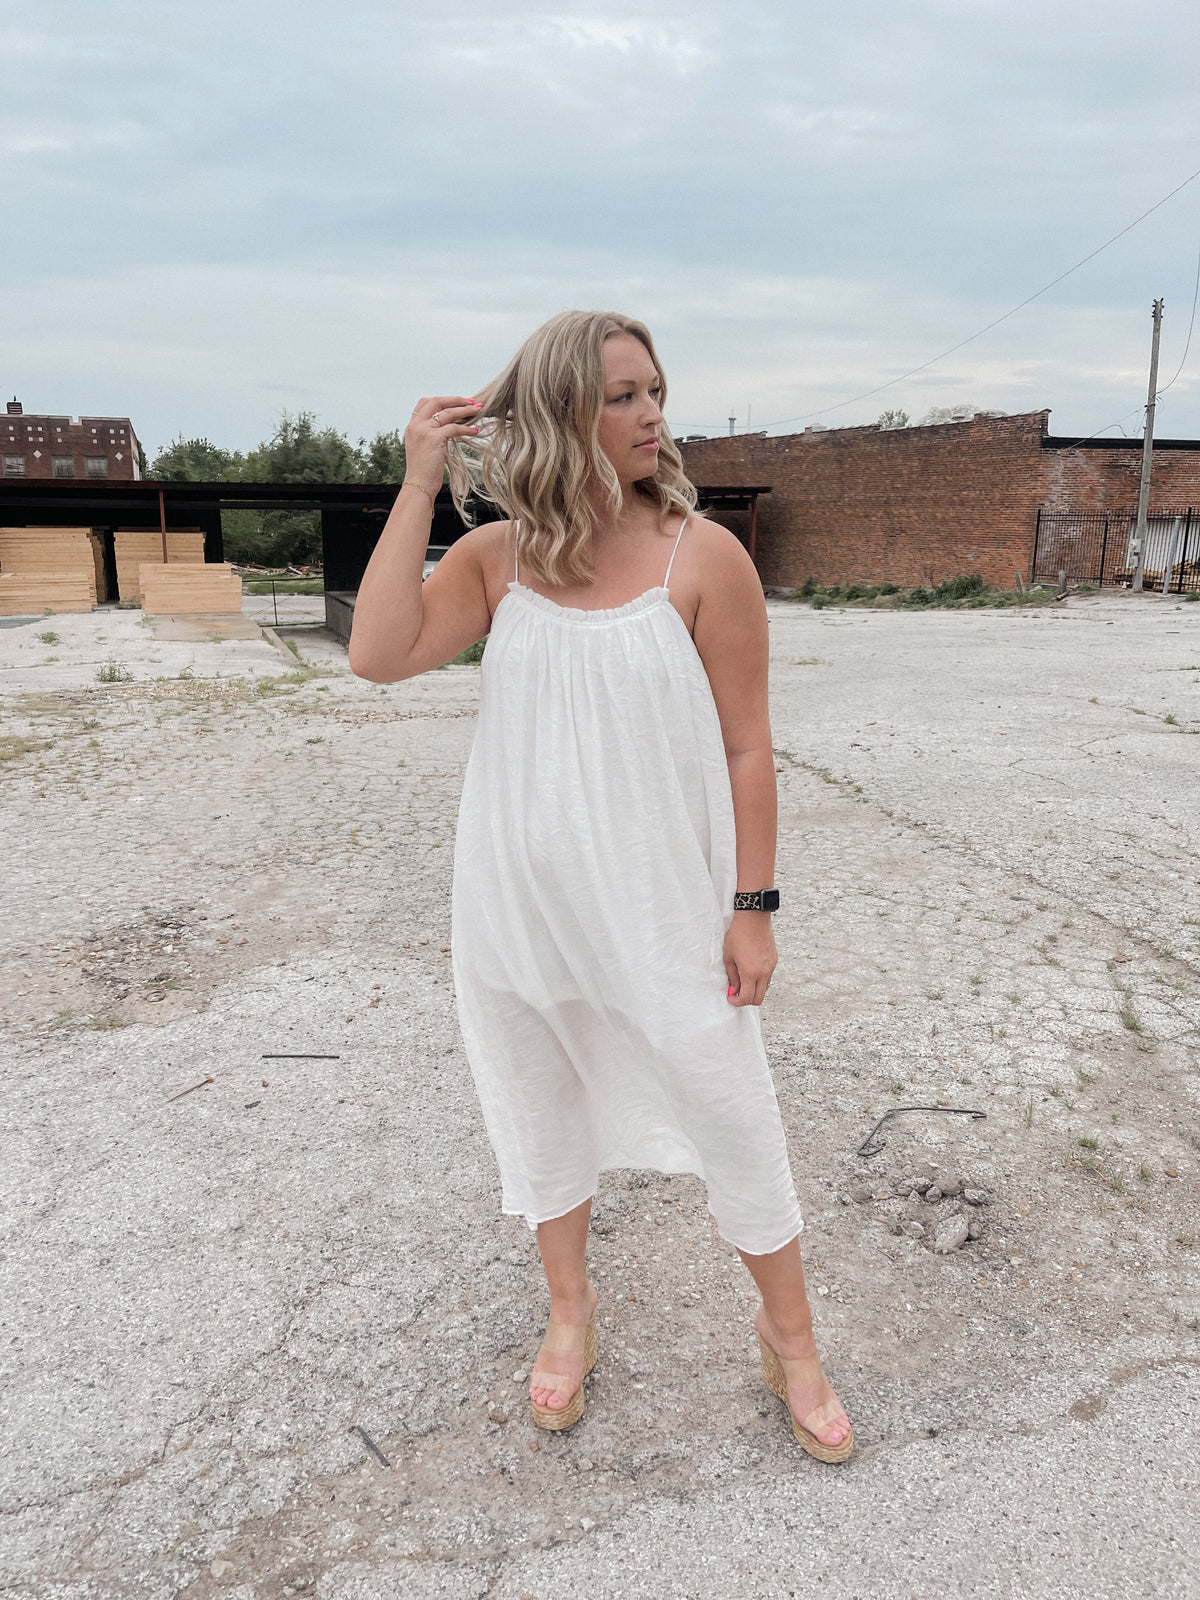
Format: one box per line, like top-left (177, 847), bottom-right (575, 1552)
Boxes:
top-left (843, 1164), bottom-right (992, 1254)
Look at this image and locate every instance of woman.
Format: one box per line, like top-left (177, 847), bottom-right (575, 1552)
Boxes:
top-left (349, 311), bottom-right (853, 1463)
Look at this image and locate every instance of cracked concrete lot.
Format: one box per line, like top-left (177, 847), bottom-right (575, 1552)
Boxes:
top-left (2, 590), bottom-right (1198, 1599)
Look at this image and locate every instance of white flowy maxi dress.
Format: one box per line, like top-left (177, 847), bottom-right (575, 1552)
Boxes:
top-left (450, 517), bottom-right (803, 1255)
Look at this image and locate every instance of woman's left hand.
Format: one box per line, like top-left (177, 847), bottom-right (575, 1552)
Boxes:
top-left (723, 912), bottom-right (777, 1006)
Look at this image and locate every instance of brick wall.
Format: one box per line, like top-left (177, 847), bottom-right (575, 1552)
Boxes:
top-left (1040, 442), bottom-right (1200, 512)
top-left (681, 412), bottom-right (1200, 588)
top-left (682, 411), bottom-right (1050, 588)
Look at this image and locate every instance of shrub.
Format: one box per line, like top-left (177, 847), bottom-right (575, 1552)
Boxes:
top-left (811, 593), bottom-right (828, 610)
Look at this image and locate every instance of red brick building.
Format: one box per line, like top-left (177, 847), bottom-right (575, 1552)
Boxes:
top-left (679, 411), bottom-right (1200, 588)
top-left (2, 398), bottom-right (140, 483)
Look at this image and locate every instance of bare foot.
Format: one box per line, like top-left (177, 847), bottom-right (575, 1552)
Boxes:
top-left (755, 1303), bottom-right (852, 1451)
top-left (530, 1283), bottom-right (598, 1413)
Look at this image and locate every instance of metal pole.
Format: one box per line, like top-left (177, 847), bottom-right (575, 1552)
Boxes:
top-left (158, 486), bottom-right (168, 564)
top-left (1131, 298), bottom-right (1164, 593)
top-left (1031, 508), bottom-right (1042, 582)
top-left (748, 492), bottom-right (758, 565)
top-left (1098, 516), bottom-right (1110, 587)
top-left (1182, 508), bottom-right (1194, 595)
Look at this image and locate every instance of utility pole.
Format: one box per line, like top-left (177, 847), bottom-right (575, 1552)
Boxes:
top-left (1131, 298), bottom-right (1164, 593)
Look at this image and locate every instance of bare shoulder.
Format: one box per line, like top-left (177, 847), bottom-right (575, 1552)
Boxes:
top-left (685, 514), bottom-right (766, 612)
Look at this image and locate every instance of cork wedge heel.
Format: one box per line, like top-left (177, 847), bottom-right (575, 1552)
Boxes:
top-left (529, 1311), bottom-right (598, 1431)
top-left (758, 1333), bottom-right (855, 1463)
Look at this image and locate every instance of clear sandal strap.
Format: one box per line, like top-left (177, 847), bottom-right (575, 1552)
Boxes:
top-left (541, 1320), bottom-right (591, 1353)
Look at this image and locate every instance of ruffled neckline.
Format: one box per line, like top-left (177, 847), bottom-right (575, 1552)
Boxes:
top-left (506, 580), bottom-right (670, 624)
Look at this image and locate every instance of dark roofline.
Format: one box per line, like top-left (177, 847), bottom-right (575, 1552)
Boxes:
top-left (1043, 434), bottom-right (1200, 452)
top-left (0, 479), bottom-right (771, 516)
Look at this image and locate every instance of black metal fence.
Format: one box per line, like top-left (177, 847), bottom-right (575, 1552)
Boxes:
top-left (1032, 507), bottom-right (1200, 592)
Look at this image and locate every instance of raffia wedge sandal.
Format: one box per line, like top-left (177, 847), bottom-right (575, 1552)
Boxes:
top-left (758, 1332), bottom-right (855, 1463)
top-left (529, 1311), bottom-right (598, 1431)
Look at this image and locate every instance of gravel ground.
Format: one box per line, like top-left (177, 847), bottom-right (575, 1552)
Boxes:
top-left (1, 589), bottom-right (1198, 1599)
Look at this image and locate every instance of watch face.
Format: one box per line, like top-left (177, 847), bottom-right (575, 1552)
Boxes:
top-left (763, 889), bottom-right (780, 912)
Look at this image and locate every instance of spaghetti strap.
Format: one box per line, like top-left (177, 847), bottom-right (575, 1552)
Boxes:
top-left (513, 520), bottom-right (520, 584)
top-left (663, 511), bottom-right (688, 589)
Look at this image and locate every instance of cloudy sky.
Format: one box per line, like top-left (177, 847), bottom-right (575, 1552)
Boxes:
top-left (6, 1), bottom-right (1200, 456)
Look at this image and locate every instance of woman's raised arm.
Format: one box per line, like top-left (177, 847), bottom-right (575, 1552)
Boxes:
top-left (348, 396), bottom-right (492, 683)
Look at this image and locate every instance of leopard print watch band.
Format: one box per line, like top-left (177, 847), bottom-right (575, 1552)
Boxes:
top-left (734, 889), bottom-right (780, 912)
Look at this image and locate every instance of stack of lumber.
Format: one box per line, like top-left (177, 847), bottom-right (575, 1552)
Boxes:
top-left (114, 528), bottom-right (206, 603)
top-left (0, 526), bottom-right (98, 613)
top-left (139, 562), bottom-right (242, 614)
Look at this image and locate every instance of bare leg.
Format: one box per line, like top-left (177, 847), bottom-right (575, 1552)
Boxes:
top-left (738, 1235), bottom-right (852, 1449)
top-left (529, 1198), bottom-right (597, 1413)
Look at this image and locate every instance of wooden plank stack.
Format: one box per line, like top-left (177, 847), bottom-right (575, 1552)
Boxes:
top-left (0, 526), bottom-right (98, 614)
top-left (139, 562), bottom-right (242, 614)
top-left (114, 528), bottom-right (206, 603)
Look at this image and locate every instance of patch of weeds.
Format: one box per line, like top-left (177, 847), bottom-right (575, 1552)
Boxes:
top-left (1077, 1069), bottom-right (1095, 1086)
top-left (1118, 993), bottom-right (1143, 1033)
top-left (96, 659), bottom-right (133, 684)
top-left (205, 631), bottom-right (229, 645)
top-left (42, 655), bottom-right (59, 663)
top-left (1036, 901), bottom-right (1049, 912)
top-left (890, 1081), bottom-right (904, 1095)
top-left (1023, 1098), bottom-right (1035, 1128)
top-left (116, 599), bottom-right (141, 610)
top-left (969, 973), bottom-right (983, 986)
top-left (0, 735), bottom-right (47, 762)
top-left (926, 989), bottom-right (944, 1001)
top-left (1007, 992), bottom-right (1022, 1003)
top-left (1163, 713), bottom-right (1179, 726)
top-left (1049, 1084), bottom-right (1064, 1098)
top-left (772, 747), bottom-right (800, 767)
top-left (87, 1012), bottom-right (129, 1031)
top-left (36, 630), bottom-right (60, 645)
top-left (810, 593), bottom-right (828, 610)
top-left (305, 736), bottom-right (324, 744)
top-left (1131, 707), bottom-right (1147, 716)
top-left (1077, 1135), bottom-right (1100, 1151)
top-left (82, 718), bottom-right (99, 729)
top-left (284, 638), bottom-right (302, 659)
top-left (793, 657), bottom-right (825, 666)
top-left (1139, 1163), bottom-right (1154, 1182)
top-left (178, 666), bottom-right (194, 681)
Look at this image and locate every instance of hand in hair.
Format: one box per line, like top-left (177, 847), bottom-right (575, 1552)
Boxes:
top-left (404, 395), bottom-right (482, 499)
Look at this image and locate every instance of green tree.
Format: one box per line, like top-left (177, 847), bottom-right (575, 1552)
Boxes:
top-left (876, 409), bottom-right (910, 429)
top-left (148, 435), bottom-right (244, 481)
top-left (362, 428), bottom-right (407, 481)
top-left (236, 413), bottom-right (364, 563)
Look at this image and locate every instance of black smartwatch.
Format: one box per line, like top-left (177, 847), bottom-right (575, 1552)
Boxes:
top-left (734, 888), bottom-right (780, 912)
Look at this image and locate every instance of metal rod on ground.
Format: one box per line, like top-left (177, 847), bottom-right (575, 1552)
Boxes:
top-left (1131, 298), bottom-right (1164, 593)
top-left (271, 577), bottom-right (279, 628)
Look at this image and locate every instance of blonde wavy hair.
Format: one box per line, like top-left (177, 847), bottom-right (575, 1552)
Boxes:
top-left (446, 309), bottom-right (697, 587)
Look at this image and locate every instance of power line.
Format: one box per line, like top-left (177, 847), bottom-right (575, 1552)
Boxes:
top-left (1157, 234), bottom-right (1200, 397)
top-left (758, 161), bottom-right (1200, 433)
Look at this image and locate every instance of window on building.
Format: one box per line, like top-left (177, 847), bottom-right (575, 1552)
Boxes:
top-left (85, 456), bottom-right (108, 478)
top-left (3, 455), bottom-right (24, 476)
top-left (52, 456), bottom-right (75, 478)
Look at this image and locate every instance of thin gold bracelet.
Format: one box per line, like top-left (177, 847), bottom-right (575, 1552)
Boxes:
top-left (400, 481), bottom-right (436, 509)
